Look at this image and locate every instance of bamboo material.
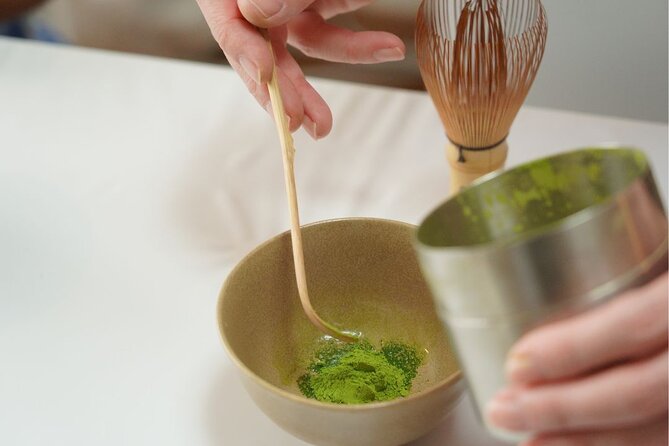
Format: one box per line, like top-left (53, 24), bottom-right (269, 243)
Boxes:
top-left (416, 0), bottom-right (547, 192)
top-left (446, 140), bottom-right (508, 192)
top-left (263, 35), bottom-right (358, 343)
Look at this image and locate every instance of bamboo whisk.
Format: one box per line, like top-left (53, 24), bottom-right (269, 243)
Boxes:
top-left (416, 0), bottom-right (547, 192)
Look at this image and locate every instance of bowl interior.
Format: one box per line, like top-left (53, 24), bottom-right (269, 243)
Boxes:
top-left (219, 218), bottom-right (459, 399)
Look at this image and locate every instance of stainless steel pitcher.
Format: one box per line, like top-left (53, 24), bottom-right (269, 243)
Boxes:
top-left (414, 147), bottom-right (668, 441)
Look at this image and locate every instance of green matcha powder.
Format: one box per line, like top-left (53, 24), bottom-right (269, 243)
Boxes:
top-left (297, 339), bottom-right (424, 404)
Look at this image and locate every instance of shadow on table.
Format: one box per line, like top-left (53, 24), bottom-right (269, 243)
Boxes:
top-left (169, 129), bottom-right (287, 271)
top-left (406, 413), bottom-right (480, 446)
top-left (404, 409), bottom-right (462, 446)
top-left (406, 397), bottom-right (511, 446)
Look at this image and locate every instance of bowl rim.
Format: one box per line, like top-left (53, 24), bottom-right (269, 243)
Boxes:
top-left (217, 217), bottom-right (464, 410)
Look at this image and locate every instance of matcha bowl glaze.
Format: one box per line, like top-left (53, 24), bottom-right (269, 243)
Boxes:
top-left (415, 147), bottom-right (668, 442)
top-left (218, 218), bottom-right (464, 446)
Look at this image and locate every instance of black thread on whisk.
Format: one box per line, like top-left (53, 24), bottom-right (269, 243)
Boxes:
top-left (449, 135), bottom-right (509, 163)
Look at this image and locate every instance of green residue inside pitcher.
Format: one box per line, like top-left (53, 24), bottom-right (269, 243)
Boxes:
top-left (418, 148), bottom-right (650, 247)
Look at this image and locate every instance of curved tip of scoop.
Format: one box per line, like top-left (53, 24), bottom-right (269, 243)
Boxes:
top-left (315, 317), bottom-right (362, 343)
top-left (329, 330), bottom-right (362, 343)
top-left (340, 330), bottom-right (363, 343)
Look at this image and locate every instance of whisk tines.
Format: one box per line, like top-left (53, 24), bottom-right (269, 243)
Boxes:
top-left (416, 0), bottom-right (547, 191)
top-left (451, 0), bottom-right (507, 97)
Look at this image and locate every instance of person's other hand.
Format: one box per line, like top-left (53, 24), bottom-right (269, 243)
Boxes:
top-left (196, 0), bottom-right (405, 139)
top-left (487, 273), bottom-right (668, 446)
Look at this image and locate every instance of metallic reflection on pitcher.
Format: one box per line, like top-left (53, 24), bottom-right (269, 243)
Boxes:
top-left (415, 148), bottom-right (668, 441)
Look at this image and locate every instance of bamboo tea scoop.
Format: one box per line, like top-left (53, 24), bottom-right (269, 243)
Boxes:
top-left (262, 33), bottom-right (358, 343)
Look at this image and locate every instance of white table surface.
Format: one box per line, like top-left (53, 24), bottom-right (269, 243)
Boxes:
top-left (1, 37), bottom-right (667, 446)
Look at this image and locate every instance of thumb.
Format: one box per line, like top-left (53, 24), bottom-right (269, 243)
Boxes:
top-left (237, 0), bottom-right (316, 28)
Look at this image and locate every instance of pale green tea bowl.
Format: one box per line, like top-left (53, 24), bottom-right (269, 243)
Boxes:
top-left (218, 218), bottom-right (464, 446)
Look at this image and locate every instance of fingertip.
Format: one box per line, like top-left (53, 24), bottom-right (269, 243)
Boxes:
top-left (288, 113), bottom-right (302, 132)
top-left (506, 350), bottom-right (541, 384)
top-left (388, 34), bottom-right (406, 53)
top-left (238, 56), bottom-right (261, 83)
top-left (277, 88), bottom-right (304, 132)
top-left (239, 56), bottom-right (272, 86)
top-left (212, 16), bottom-right (274, 84)
top-left (298, 85), bottom-right (332, 139)
top-left (302, 116), bottom-right (318, 140)
top-left (318, 116), bottom-right (332, 138)
top-left (307, 106), bottom-right (332, 139)
top-left (258, 65), bottom-right (273, 85)
top-left (262, 100), bottom-right (272, 116)
top-left (374, 32), bottom-right (406, 55)
top-left (300, 113), bottom-right (331, 140)
top-left (485, 389), bottom-right (528, 432)
top-left (372, 47), bottom-right (405, 63)
top-left (506, 330), bottom-right (553, 384)
top-left (250, 42), bottom-right (274, 84)
top-left (264, 102), bottom-right (300, 133)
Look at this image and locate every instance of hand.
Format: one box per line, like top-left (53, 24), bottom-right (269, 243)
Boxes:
top-left (487, 273), bottom-right (668, 446)
top-left (196, 0), bottom-right (406, 139)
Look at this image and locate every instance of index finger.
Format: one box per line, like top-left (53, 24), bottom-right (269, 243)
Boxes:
top-left (507, 273), bottom-right (668, 385)
top-left (196, 0), bottom-right (274, 83)
top-left (488, 350), bottom-right (668, 433)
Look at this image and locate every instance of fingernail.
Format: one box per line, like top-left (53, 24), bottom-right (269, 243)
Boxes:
top-left (303, 116), bottom-right (319, 140)
top-left (372, 47), bottom-right (404, 62)
top-left (263, 101), bottom-right (272, 114)
top-left (246, 0), bottom-right (284, 19)
top-left (506, 352), bottom-right (538, 384)
top-left (239, 56), bottom-right (260, 84)
top-left (486, 389), bottom-right (527, 431)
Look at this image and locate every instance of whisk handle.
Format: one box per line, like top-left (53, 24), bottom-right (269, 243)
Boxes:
top-left (446, 140), bottom-right (508, 193)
